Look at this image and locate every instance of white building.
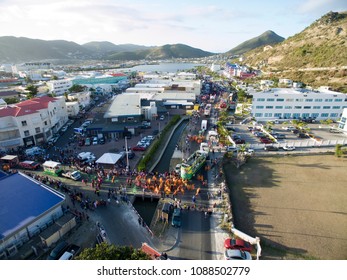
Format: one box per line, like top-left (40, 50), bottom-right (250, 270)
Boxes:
top-left (251, 87), bottom-right (347, 121)
top-left (67, 90), bottom-right (91, 109)
top-left (66, 101), bottom-right (80, 117)
top-left (47, 79), bottom-right (73, 96)
top-left (338, 108), bottom-right (347, 133)
top-left (0, 96), bottom-right (68, 149)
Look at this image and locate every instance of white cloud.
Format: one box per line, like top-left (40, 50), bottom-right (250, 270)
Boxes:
top-left (298, 0), bottom-right (345, 13)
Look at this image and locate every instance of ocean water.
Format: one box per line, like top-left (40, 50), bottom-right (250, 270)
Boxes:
top-left (119, 62), bottom-right (205, 73)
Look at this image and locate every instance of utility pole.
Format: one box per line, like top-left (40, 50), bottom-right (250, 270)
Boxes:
top-left (125, 136), bottom-right (129, 172)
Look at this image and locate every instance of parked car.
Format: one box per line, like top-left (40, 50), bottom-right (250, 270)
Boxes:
top-left (282, 126), bottom-right (295, 131)
top-left (132, 145), bottom-right (146, 151)
top-left (264, 145), bottom-right (279, 151)
top-left (224, 249), bottom-right (252, 260)
top-left (274, 134), bottom-right (286, 139)
top-left (159, 115), bottom-right (165, 121)
top-left (84, 137), bottom-right (91, 146)
top-left (283, 145), bottom-right (295, 151)
top-left (175, 164), bottom-right (181, 174)
top-left (260, 138), bottom-right (272, 144)
top-left (19, 161), bottom-right (40, 170)
top-left (47, 241), bottom-right (69, 260)
top-left (298, 133), bottom-right (310, 138)
top-left (224, 238), bottom-right (252, 253)
top-left (235, 139), bottom-right (245, 144)
top-left (92, 137), bottom-right (98, 145)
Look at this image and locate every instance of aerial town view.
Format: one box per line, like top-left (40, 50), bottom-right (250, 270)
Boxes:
top-left (0, 0), bottom-right (346, 265)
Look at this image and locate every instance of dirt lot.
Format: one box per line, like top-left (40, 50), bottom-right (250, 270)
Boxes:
top-left (224, 153), bottom-right (347, 260)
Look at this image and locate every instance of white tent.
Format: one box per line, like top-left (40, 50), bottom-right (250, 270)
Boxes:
top-left (95, 153), bottom-right (122, 165)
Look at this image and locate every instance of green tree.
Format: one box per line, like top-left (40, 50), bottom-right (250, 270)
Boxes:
top-left (69, 84), bottom-right (86, 93)
top-left (4, 97), bottom-right (19, 104)
top-left (25, 84), bottom-right (38, 99)
top-left (335, 144), bottom-right (343, 158)
top-left (76, 243), bottom-right (151, 260)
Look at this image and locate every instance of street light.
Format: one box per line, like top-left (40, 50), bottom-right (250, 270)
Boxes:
top-left (124, 136), bottom-right (129, 172)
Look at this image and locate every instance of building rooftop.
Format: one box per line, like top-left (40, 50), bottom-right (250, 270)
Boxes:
top-left (0, 172), bottom-right (65, 240)
top-left (104, 94), bottom-right (141, 118)
top-left (0, 96), bottom-right (58, 117)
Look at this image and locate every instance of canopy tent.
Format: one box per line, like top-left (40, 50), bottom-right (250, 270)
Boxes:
top-left (95, 153), bottom-right (122, 165)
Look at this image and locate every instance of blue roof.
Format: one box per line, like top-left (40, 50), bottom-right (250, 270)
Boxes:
top-left (0, 172), bottom-right (65, 240)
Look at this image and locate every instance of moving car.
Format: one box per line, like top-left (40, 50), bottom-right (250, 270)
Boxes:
top-left (224, 238), bottom-right (252, 253)
top-left (224, 249), bottom-right (252, 260)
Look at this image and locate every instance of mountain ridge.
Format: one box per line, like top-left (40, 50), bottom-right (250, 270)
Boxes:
top-left (225, 30), bottom-right (285, 56)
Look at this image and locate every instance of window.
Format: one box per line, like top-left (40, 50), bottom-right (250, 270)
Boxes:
top-left (321, 113), bottom-right (329, 117)
top-left (127, 117), bottom-right (134, 122)
top-left (330, 113), bottom-right (338, 117)
top-left (257, 98), bottom-right (265, 101)
top-left (313, 106), bottom-right (320, 109)
top-left (275, 106), bottom-right (283, 109)
top-left (21, 121), bottom-right (27, 126)
top-left (294, 106), bottom-right (302, 109)
top-left (274, 113), bottom-right (282, 117)
top-left (255, 113), bottom-right (263, 117)
top-left (303, 106), bottom-right (311, 109)
top-left (24, 130), bottom-right (30, 136)
top-left (266, 98), bottom-right (275, 101)
top-left (285, 106), bottom-right (292, 109)
top-left (293, 113), bottom-right (300, 119)
top-left (311, 113), bottom-right (319, 118)
top-left (286, 98), bottom-right (294, 102)
top-left (305, 99), bottom-right (313, 102)
top-left (276, 98), bottom-right (284, 102)
top-left (44, 121), bottom-right (48, 125)
top-left (295, 99), bottom-right (303, 102)
top-left (315, 99), bottom-right (323, 102)
top-left (335, 99), bottom-right (343, 102)
top-left (266, 106), bottom-right (273, 109)
top-left (256, 106), bottom-right (264, 109)
top-left (284, 113), bottom-right (291, 118)
top-left (264, 113), bottom-right (273, 117)
top-left (302, 113), bottom-right (310, 118)
top-left (35, 127), bottom-right (40, 133)
top-left (332, 106), bottom-right (340, 109)
top-left (323, 106), bottom-right (331, 109)
top-left (325, 99), bottom-right (333, 102)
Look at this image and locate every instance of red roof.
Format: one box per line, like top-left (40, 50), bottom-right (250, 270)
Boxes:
top-left (0, 96), bottom-right (58, 117)
top-left (110, 73), bottom-right (127, 77)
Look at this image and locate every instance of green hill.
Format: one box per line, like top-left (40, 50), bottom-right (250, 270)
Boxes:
top-left (225, 30), bottom-right (284, 56)
top-left (242, 11), bottom-right (347, 90)
top-left (0, 36), bottom-right (93, 62)
top-left (82, 41), bottom-right (150, 53)
top-left (107, 43), bottom-right (214, 60)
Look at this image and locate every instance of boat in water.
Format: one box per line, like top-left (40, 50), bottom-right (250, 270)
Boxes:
top-left (180, 150), bottom-right (208, 180)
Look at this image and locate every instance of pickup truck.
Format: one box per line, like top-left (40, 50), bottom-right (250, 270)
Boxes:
top-left (62, 171), bottom-right (81, 181)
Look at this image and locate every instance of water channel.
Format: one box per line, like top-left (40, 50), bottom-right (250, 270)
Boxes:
top-left (132, 119), bottom-right (189, 223)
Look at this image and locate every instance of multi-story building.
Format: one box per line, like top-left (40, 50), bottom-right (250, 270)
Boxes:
top-left (0, 96), bottom-right (68, 150)
top-left (251, 87), bottom-right (347, 121)
top-left (338, 108), bottom-right (347, 133)
top-left (47, 79), bottom-right (73, 96)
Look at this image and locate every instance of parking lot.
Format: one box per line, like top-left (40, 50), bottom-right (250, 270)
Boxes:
top-left (226, 122), bottom-right (347, 151)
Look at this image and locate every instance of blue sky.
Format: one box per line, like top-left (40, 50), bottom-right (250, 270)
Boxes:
top-left (0, 0), bottom-right (346, 52)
